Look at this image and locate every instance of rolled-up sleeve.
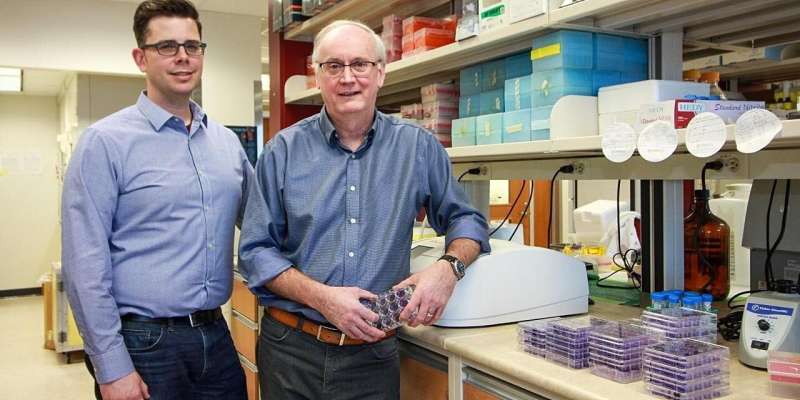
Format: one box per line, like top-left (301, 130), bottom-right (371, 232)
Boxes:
top-left (238, 138), bottom-right (295, 296)
top-left (61, 129), bottom-right (134, 384)
top-left (421, 135), bottom-right (491, 253)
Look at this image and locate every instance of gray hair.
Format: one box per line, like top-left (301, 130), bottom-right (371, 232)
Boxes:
top-left (311, 20), bottom-right (386, 70)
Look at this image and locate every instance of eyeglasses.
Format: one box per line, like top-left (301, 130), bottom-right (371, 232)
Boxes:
top-left (141, 40), bottom-right (207, 56)
top-left (318, 60), bottom-right (379, 77)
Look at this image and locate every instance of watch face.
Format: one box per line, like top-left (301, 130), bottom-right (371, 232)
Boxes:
top-left (454, 260), bottom-right (466, 278)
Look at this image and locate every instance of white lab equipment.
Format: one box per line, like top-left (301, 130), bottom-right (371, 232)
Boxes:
top-left (572, 199), bottom-right (629, 243)
top-left (602, 211), bottom-right (641, 258)
top-left (709, 183), bottom-right (751, 292)
top-left (410, 238), bottom-right (589, 327)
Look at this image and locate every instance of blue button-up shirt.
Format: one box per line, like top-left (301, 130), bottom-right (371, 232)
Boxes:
top-left (61, 92), bottom-right (253, 384)
top-left (239, 108), bottom-right (489, 323)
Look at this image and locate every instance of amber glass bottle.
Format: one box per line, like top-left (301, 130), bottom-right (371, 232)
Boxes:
top-left (684, 190), bottom-right (731, 300)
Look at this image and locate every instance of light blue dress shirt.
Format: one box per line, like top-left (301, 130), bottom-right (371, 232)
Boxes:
top-left (239, 108), bottom-right (490, 323)
top-left (61, 92), bottom-right (253, 384)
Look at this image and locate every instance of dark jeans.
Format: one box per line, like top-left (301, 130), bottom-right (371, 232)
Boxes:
top-left (258, 313), bottom-right (400, 400)
top-left (86, 318), bottom-right (246, 400)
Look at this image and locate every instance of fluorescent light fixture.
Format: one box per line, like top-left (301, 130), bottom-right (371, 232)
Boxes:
top-left (0, 67), bottom-right (22, 92)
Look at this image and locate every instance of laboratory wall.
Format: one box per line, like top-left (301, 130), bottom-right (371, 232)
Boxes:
top-left (0, 95), bottom-right (61, 291)
top-left (0, 0), bottom-right (262, 126)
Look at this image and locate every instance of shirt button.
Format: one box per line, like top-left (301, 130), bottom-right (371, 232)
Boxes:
top-left (350, 218), bottom-right (357, 224)
top-left (351, 154), bottom-right (356, 159)
top-left (348, 251), bottom-right (355, 258)
top-left (204, 206), bottom-right (210, 211)
top-left (208, 243), bottom-right (214, 249)
top-left (349, 185), bottom-right (356, 192)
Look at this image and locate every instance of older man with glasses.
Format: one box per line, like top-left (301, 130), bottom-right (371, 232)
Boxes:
top-left (61, 1), bottom-right (251, 399)
top-left (239, 20), bottom-right (490, 399)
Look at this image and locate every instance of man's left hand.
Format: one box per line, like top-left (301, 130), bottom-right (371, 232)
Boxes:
top-left (394, 260), bottom-right (457, 327)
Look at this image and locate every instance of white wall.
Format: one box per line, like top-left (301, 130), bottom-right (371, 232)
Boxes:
top-left (0, 0), bottom-right (262, 126)
top-left (0, 95), bottom-right (60, 291)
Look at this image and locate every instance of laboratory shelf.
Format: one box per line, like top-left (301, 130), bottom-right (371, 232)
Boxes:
top-left (446, 119), bottom-right (800, 180)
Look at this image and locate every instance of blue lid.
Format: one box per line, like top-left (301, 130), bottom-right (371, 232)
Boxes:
top-left (651, 291), bottom-right (668, 300)
top-left (683, 296), bottom-right (701, 305)
top-left (667, 294), bottom-right (681, 303)
top-left (702, 293), bottom-right (713, 301)
top-left (666, 290), bottom-right (683, 296)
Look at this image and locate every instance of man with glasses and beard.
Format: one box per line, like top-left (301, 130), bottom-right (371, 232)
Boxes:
top-left (239, 20), bottom-right (489, 399)
top-left (62, 1), bottom-right (251, 399)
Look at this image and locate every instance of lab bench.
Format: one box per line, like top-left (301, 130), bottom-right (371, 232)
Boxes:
top-left (398, 302), bottom-right (779, 400)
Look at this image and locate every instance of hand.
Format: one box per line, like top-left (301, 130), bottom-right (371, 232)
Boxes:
top-left (99, 371), bottom-right (149, 400)
top-left (395, 260), bottom-right (457, 327)
top-left (316, 286), bottom-right (386, 342)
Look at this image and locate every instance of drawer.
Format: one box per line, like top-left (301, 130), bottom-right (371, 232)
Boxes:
top-left (232, 277), bottom-right (258, 321)
top-left (231, 312), bottom-right (258, 365)
top-left (240, 354), bottom-right (259, 400)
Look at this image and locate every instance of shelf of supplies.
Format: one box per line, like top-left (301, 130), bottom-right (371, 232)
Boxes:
top-left (283, 0), bottom-right (451, 42)
top-left (446, 119), bottom-right (800, 164)
top-left (284, 13), bottom-right (550, 105)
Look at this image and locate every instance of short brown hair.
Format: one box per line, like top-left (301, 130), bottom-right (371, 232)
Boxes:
top-left (133, 0), bottom-right (202, 47)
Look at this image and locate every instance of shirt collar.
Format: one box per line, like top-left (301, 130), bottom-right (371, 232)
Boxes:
top-left (136, 91), bottom-right (208, 132)
top-left (319, 106), bottom-right (381, 147)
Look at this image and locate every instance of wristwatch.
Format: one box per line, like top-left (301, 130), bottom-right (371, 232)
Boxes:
top-left (438, 254), bottom-right (466, 281)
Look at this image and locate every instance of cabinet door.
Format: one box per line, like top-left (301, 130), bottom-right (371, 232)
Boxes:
top-left (231, 311), bottom-right (258, 365)
top-left (232, 274), bottom-right (259, 321)
top-left (400, 341), bottom-right (449, 400)
top-left (463, 367), bottom-right (548, 400)
top-left (464, 382), bottom-right (501, 400)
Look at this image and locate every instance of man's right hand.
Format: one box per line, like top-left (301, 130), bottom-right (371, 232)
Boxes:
top-left (316, 286), bottom-right (386, 342)
top-left (99, 371), bottom-right (150, 400)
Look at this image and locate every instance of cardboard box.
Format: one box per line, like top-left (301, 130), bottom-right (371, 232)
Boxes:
top-left (639, 100), bottom-right (766, 129)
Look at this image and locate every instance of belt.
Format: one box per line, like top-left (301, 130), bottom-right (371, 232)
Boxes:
top-left (121, 307), bottom-right (223, 328)
top-left (267, 307), bottom-right (395, 346)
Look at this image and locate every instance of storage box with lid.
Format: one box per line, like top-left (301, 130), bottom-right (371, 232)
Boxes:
top-left (502, 109), bottom-right (532, 143)
top-left (531, 68), bottom-right (592, 107)
top-left (480, 88), bottom-right (505, 115)
top-left (481, 59), bottom-right (506, 91)
top-left (532, 30), bottom-right (594, 72)
top-left (531, 105), bottom-right (552, 140)
top-left (451, 117), bottom-right (477, 147)
top-left (476, 113), bottom-right (503, 145)
top-left (504, 51), bottom-right (533, 79)
top-left (460, 65), bottom-right (482, 95)
top-left (504, 75), bottom-right (532, 111)
top-left (459, 94), bottom-right (481, 118)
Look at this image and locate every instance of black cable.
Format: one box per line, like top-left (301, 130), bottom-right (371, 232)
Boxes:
top-left (597, 180), bottom-right (641, 290)
top-left (489, 180), bottom-right (526, 237)
top-left (765, 180), bottom-right (777, 287)
top-left (457, 167), bottom-right (482, 182)
top-left (509, 180), bottom-right (533, 241)
top-left (765, 180), bottom-right (791, 290)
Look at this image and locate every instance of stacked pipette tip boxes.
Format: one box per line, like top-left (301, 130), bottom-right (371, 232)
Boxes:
top-left (546, 316), bottom-right (609, 369)
top-left (517, 317), bottom-right (560, 357)
top-left (588, 321), bottom-right (653, 383)
top-left (641, 307), bottom-right (718, 343)
top-left (643, 339), bottom-right (730, 400)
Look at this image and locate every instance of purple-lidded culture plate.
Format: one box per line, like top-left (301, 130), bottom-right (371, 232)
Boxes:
top-left (360, 285), bottom-right (414, 331)
top-left (643, 339), bottom-right (729, 369)
top-left (590, 361), bottom-right (643, 383)
top-left (646, 383), bottom-right (730, 400)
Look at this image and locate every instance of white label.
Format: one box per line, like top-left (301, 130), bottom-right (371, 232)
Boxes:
top-left (735, 108), bottom-right (782, 153)
top-left (686, 112), bottom-right (727, 158)
top-left (638, 121), bottom-right (677, 162)
top-left (601, 122), bottom-right (637, 163)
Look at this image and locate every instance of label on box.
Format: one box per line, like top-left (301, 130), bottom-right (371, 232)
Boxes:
top-left (601, 122), bottom-right (637, 163)
top-left (637, 121), bottom-right (677, 162)
top-left (532, 44), bottom-right (561, 60)
top-left (685, 112), bottom-right (727, 158)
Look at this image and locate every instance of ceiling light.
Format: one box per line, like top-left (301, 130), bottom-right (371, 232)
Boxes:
top-left (0, 68), bottom-right (22, 92)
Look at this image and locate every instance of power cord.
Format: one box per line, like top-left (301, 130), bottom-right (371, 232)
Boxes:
top-left (490, 181), bottom-right (527, 237)
top-left (546, 164), bottom-right (575, 249)
top-left (510, 180), bottom-right (532, 241)
top-left (457, 167), bottom-right (482, 182)
top-left (598, 179), bottom-right (641, 290)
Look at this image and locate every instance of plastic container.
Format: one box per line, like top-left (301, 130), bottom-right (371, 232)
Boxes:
top-left (402, 16), bottom-right (444, 36)
top-left (593, 70), bottom-right (623, 94)
top-left (401, 33), bottom-right (414, 53)
top-left (413, 28), bottom-right (455, 49)
top-left (502, 109), bottom-right (532, 143)
top-left (594, 34), bottom-right (625, 72)
top-left (590, 360), bottom-right (643, 383)
top-left (531, 105), bottom-right (552, 133)
top-left (701, 294), bottom-right (713, 312)
top-left (382, 14), bottom-right (402, 37)
top-left (451, 117), bottom-right (477, 147)
top-left (684, 190), bottom-right (731, 301)
top-left (422, 101), bottom-right (458, 119)
top-left (531, 30), bottom-right (594, 72)
top-left (459, 94), bottom-right (480, 118)
top-left (479, 88), bottom-right (505, 115)
top-left (682, 296), bottom-right (701, 310)
top-left (421, 82), bottom-right (458, 104)
top-left (481, 59), bottom-right (507, 92)
top-left (460, 65), bottom-right (482, 95)
top-left (475, 113), bottom-right (503, 145)
top-left (531, 68), bottom-right (593, 107)
top-left (401, 103), bottom-right (423, 120)
top-left (420, 118), bottom-right (451, 135)
top-left (768, 351), bottom-right (800, 398)
top-left (651, 292), bottom-right (669, 310)
top-left (504, 51), bottom-right (533, 79)
top-left (504, 75), bottom-right (532, 111)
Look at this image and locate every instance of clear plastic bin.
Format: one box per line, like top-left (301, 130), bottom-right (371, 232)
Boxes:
top-left (532, 30), bottom-right (594, 72)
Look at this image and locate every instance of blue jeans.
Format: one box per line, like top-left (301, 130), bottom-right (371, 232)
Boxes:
top-left (258, 313), bottom-right (400, 400)
top-left (86, 318), bottom-right (246, 400)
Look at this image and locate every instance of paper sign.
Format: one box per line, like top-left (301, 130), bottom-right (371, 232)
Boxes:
top-left (638, 121), bottom-right (677, 162)
top-left (686, 112), bottom-right (727, 158)
top-left (735, 108), bottom-right (782, 153)
top-left (601, 122), bottom-right (637, 163)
